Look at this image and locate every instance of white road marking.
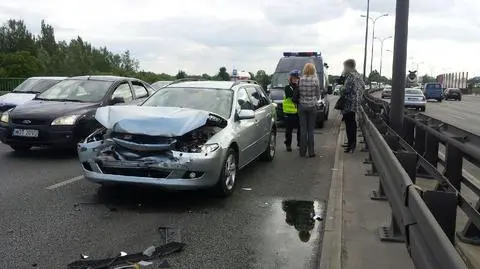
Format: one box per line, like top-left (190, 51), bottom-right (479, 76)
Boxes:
top-left (46, 175), bottom-right (83, 190)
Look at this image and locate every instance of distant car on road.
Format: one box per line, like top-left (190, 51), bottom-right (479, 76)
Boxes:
top-left (422, 82), bottom-right (444, 102)
top-left (0, 75), bottom-right (155, 152)
top-left (404, 88), bottom-right (426, 111)
top-left (77, 80), bottom-right (277, 197)
top-left (381, 86), bottom-right (392, 98)
top-left (0, 77), bottom-right (66, 112)
top-left (444, 88), bottom-right (462, 101)
top-left (151, 81), bottom-right (173, 90)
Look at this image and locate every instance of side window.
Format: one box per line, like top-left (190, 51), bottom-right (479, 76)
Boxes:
top-left (132, 81), bottom-right (149, 99)
top-left (245, 87), bottom-right (262, 110)
top-left (237, 88), bottom-right (254, 110)
top-left (254, 86), bottom-right (270, 106)
top-left (111, 83), bottom-right (133, 102)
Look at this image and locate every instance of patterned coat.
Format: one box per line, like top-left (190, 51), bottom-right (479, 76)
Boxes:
top-left (342, 70), bottom-right (365, 114)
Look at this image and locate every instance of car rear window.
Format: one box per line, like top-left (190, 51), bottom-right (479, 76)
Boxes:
top-left (426, 83), bottom-right (441, 89)
top-left (269, 89), bottom-right (285, 100)
top-left (406, 89), bottom-right (423, 95)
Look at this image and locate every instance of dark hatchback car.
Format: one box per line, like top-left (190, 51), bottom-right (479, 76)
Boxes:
top-left (444, 88), bottom-right (462, 101)
top-left (0, 75), bottom-right (155, 151)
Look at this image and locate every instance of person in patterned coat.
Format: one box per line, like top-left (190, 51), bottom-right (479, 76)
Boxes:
top-left (341, 59), bottom-right (365, 153)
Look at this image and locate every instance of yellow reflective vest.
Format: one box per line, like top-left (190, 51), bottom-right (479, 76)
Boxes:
top-left (282, 96), bottom-right (297, 114)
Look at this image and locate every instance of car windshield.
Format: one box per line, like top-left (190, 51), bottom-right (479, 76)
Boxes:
top-left (426, 83), bottom-right (441, 89)
top-left (142, 87), bottom-right (233, 119)
top-left (384, 87), bottom-right (392, 91)
top-left (36, 79), bottom-right (113, 102)
top-left (12, 78), bottom-right (62, 94)
top-left (405, 89), bottom-right (423, 95)
top-left (270, 73), bottom-right (290, 88)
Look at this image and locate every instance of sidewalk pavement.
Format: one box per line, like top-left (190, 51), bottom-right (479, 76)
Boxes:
top-left (320, 128), bottom-right (414, 269)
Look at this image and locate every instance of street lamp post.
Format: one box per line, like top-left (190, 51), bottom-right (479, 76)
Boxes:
top-left (361, 0), bottom-right (371, 82)
top-left (361, 13), bottom-right (389, 82)
top-left (376, 36), bottom-right (393, 78)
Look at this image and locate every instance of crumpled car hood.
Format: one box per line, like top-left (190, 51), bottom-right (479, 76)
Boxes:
top-left (95, 106), bottom-right (226, 137)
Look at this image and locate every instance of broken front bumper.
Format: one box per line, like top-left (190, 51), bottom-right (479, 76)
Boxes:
top-left (77, 140), bottom-right (226, 190)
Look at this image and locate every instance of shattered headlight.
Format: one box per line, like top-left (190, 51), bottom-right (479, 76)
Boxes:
top-left (201, 143), bottom-right (219, 153)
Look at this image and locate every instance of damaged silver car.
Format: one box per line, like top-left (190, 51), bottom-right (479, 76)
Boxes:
top-left (78, 80), bottom-right (277, 196)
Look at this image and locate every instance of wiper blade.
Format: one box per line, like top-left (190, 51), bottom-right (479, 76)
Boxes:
top-left (34, 97), bottom-right (50, 101)
top-left (13, 91), bottom-right (39, 94)
top-left (57, 99), bottom-right (83, 102)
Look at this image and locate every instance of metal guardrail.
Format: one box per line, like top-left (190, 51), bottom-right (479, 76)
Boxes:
top-left (359, 88), bottom-right (477, 268)
top-left (0, 78), bottom-right (25, 92)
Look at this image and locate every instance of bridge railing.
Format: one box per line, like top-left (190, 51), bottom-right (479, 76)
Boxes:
top-left (0, 77), bottom-right (26, 93)
top-left (358, 87), bottom-right (480, 268)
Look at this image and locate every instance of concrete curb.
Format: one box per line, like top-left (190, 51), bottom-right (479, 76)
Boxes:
top-left (318, 127), bottom-right (345, 269)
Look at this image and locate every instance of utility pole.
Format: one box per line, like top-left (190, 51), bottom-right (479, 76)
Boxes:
top-left (390, 0), bottom-right (410, 134)
top-left (362, 0), bottom-right (370, 83)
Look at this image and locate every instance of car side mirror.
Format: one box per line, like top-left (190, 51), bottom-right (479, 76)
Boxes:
top-left (237, 109), bottom-right (255, 120)
top-left (327, 85), bottom-right (333, 95)
top-left (110, 97), bottom-right (125, 105)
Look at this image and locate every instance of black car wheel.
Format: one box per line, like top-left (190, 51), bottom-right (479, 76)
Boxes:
top-left (10, 144), bottom-right (31, 152)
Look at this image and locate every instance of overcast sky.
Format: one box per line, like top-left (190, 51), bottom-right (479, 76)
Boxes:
top-left (1, 0), bottom-right (479, 78)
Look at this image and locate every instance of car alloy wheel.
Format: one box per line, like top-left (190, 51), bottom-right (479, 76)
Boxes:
top-left (260, 130), bottom-right (276, 161)
top-left (213, 148), bottom-right (238, 197)
top-left (224, 153), bottom-right (237, 191)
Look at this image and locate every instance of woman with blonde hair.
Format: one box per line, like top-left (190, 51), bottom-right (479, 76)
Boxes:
top-left (297, 63), bottom-right (322, 157)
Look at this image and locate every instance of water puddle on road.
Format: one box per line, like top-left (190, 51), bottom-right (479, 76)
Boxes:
top-left (251, 199), bottom-right (324, 269)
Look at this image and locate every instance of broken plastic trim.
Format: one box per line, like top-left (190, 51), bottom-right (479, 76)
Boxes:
top-left (67, 242), bottom-right (185, 269)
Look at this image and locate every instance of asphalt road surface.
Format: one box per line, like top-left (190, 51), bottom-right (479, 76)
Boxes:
top-left (0, 102), bottom-right (341, 268)
top-left (375, 92), bottom-right (480, 136)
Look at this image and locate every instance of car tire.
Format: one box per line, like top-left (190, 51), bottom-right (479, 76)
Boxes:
top-left (437, 99), bottom-right (442, 102)
top-left (420, 107), bottom-right (426, 112)
top-left (458, 97), bottom-right (462, 101)
top-left (324, 110), bottom-right (329, 120)
top-left (10, 144), bottom-right (31, 152)
top-left (213, 148), bottom-right (238, 197)
top-left (260, 129), bottom-right (276, 162)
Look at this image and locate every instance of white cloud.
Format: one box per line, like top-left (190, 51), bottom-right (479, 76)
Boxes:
top-left (0, 0), bottom-right (479, 78)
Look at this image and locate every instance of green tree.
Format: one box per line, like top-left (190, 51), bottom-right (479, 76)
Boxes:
top-left (249, 72), bottom-right (255, 79)
top-left (201, 73), bottom-right (212, 80)
top-left (420, 74), bottom-right (436, 83)
top-left (176, 70), bottom-right (187, 79)
top-left (216, 67), bottom-right (230, 81)
top-left (254, 70), bottom-right (271, 90)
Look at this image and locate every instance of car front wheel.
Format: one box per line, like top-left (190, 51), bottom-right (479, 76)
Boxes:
top-left (260, 130), bottom-right (276, 161)
top-left (213, 148), bottom-right (238, 197)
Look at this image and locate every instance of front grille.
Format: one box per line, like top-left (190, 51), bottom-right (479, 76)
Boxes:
top-left (111, 132), bottom-right (176, 144)
top-left (11, 118), bottom-right (50, 125)
top-left (97, 162), bottom-right (170, 178)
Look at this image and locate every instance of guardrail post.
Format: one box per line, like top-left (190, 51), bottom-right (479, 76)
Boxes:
top-left (423, 190), bottom-right (458, 244)
top-left (395, 151), bottom-right (418, 183)
top-left (424, 133), bottom-right (439, 168)
top-left (458, 200), bottom-right (480, 245)
top-left (370, 180), bottom-right (387, 201)
top-left (379, 213), bottom-right (405, 242)
top-left (404, 119), bottom-right (415, 146)
top-left (414, 126), bottom-right (426, 156)
top-left (444, 142), bottom-right (463, 191)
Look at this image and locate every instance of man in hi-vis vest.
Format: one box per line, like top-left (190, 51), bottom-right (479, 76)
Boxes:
top-left (283, 70), bottom-right (301, 152)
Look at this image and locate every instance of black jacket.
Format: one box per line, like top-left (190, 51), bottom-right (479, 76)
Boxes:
top-left (284, 83), bottom-right (299, 104)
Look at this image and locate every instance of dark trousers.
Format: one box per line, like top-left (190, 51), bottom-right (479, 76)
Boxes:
top-left (284, 113), bottom-right (300, 147)
top-left (298, 105), bottom-right (317, 156)
top-left (343, 112), bottom-right (357, 148)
